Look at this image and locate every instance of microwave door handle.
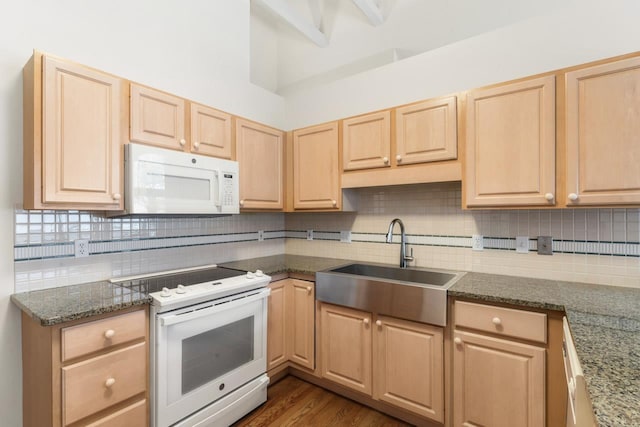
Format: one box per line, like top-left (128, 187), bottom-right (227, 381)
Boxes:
top-left (214, 170), bottom-right (222, 207)
top-left (159, 288), bottom-right (270, 327)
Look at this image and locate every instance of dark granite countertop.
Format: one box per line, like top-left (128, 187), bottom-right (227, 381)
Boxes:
top-left (11, 255), bottom-right (639, 425)
top-left (11, 281), bottom-right (151, 326)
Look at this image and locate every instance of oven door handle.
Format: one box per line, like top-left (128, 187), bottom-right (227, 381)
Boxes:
top-left (159, 288), bottom-right (271, 327)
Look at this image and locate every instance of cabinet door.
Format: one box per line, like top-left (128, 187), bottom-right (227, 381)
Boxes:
top-left (565, 56), bottom-right (640, 206)
top-left (190, 103), bottom-right (232, 159)
top-left (374, 316), bottom-right (444, 422)
top-left (293, 122), bottom-right (341, 209)
top-left (342, 111), bottom-right (391, 171)
top-left (287, 280), bottom-right (315, 370)
top-left (130, 84), bottom-right (186, 150)
top-left (453, 330), bottom-right (545, 427)
top-left (41, 55), bottom-right (123, 208)
top-left (236, 119), bottom-right (284, 210)
top-left (267, 280), bottom-right (287, 370)
top-left (465, 76), bottom-right (556, 207)
top-left (395, 96), bottom-right (457, 166)
top-left (320, 303), bottom-right (372, 395)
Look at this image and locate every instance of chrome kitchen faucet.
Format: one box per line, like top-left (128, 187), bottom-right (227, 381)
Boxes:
top-left (386, 218), bottom-right (414, 268)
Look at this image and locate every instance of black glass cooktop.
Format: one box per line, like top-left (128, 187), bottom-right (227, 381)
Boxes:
top-left (120, 266), bottom-right (247, 294)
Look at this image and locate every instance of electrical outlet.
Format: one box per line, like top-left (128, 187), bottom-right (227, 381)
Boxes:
top-left (306, 230), bottom-right (314, 241)
top-left (538, 236), bottom-right (553, 255)
top-left (515, 236), bottom-right (529, 253)
top-left (257, 230), bottom-right (264, 241)
top-left (471, 235), bottom-right (484, 251)
top-left (74, 239), bottom-right (89, 257)
top-left (340, 230), bottom-right (351, 243)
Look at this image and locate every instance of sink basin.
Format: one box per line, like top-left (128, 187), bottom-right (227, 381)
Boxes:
top-left (315, 262), bottom-right (464, 326)
top-left (329, 263), bottom-right (456, 287)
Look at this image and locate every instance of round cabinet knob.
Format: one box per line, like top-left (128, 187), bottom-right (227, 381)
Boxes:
top-left (545, 193), bottom-right (554, 201)
top-left (105, 378), bottom-right (116, 388)
top-left (382, 156), bottom-right (389, 164)
top-left (568, 193), bottom-right (579, 201)
top-left (454, 337), bottom-right (462, 345)
top-left (112, 193), bottom-right (121, 201)
top-left (492, 317), bottom-right (502, 326)
top-left (363, 318), bottom-right (370, 325)
top-left (104, 329), bottom-right (115, 339)
top-left (376, 320), bottom-right (382, 327)
top-left (193, 142), bottom-right (200, 150)
top-left (332, 200), bottom-right (337, 207)
top-left (179, 138), bottom-right (186, 146)
top-left (176, 284), bottom-right (186, 294)
top-left (306, 286), bottom-right (312, 294)
top-left (239, 200), bottom-right (245, 207)
top-left (396, 155), bottom-right (402, 163)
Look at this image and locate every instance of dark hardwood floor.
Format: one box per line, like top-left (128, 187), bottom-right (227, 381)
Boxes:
top-left (233, 376), bottom-right (413, 427)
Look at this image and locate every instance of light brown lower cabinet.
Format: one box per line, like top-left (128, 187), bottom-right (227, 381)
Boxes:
top-left (21, 306), bottom-right (148, 427)
top-left (267, 279), bottom-right (315, 372)
top-left (319, 303), bottom-right (444, 423)
top-left (452, 300), bottom-right (548, 427)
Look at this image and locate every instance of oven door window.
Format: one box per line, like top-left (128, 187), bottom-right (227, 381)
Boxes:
top-left (182, 316), bottom-right (254, 395)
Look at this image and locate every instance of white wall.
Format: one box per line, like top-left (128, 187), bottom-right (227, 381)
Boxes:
top-left (0, 1), bottom-right (284, 425)
top-left (272, 0), bottom-right (565, 93)
top-left (283, 0), bottom-right (640, 129)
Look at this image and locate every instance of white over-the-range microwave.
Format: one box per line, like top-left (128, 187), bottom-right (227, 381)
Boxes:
top-left (122, 143), bottom-right (239, 215)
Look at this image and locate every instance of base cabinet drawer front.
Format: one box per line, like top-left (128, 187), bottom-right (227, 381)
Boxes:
top-left (455, 300), bottom-right (547, 344)
top-left (453, 331), bottom-right (545, 427)
top-left (374, 316), bottom-right (444, 422)
top-left (61, 309), bottom-right (146, 361)
top-left (320, 303), bottom-right (372, 395)
top-left (85, 399), bottom-right (147, 427)
top-left (62, 342), bottom-right (146, 425)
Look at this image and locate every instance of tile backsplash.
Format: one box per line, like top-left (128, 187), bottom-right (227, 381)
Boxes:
top-left (14, 182), bottom-right (640, 292)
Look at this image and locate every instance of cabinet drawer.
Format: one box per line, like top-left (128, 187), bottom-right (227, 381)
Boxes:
top-left (61, 309), bottom-right (145, 361)
top-left (86, 399), bottom-right (146, 427)
top-left (454, 301), bottom-right (547, 343)
top-left (62, 342), bottom-right (146, 425)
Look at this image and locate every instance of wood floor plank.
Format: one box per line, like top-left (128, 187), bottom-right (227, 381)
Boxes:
top-left (233, 376), bottom-right (412, 427)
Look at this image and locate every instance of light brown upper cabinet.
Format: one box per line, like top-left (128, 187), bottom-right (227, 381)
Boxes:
top-left (235, 118), bottom-right (284, 210)
top-left (565, 56), bottom-right (640, 206)
top-left (23, 52), bottom-right (125, 210)
top-left (190, 103), bottom-right (232, 159)
top-left (395, 96), bottom-right (457, 165)
top-left (342, 111), bottom-right (391, 171)
top-left (130, 84), bottom-right (186, 150)
top-left (292, 122), bottom-right (341, 210)
top-left (465, 75), bottom-right (556, 207)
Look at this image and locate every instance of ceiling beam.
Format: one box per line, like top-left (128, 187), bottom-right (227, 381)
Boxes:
top-left (351, 0), bottom-right (384, 26)
top-left (255, 0), bottom-right (329, 47)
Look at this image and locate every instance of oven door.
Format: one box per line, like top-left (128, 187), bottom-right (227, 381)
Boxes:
top-left (154, 288), bottom-right (269, 427)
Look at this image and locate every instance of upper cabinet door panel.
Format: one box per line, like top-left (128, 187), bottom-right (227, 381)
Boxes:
top-left (566, 56), bottom-right (640, 206)
top-left (465, 76), bottom-right (556, 207)
top-left (293, 122), bottom-right (340, 210)
top-left (395, 96), bottom-right (457, 166)
top-left (342, 111), bottom-right (391, 171)
top-left (130, 84), bottom-right (185, 150)
top-left (235, 119), bottom-right (284, 210)
top-left (190, 103), bottom-right (232, 159)
top-left (42, 56), bottom-right (123, 207)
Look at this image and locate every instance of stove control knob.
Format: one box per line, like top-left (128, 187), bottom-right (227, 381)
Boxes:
top-left (246, 272), bottom-right (255, 279)
top-left (255, 270), bottom-right (264, 277)
top-left (176, 284), bottom-right (187, 294)
top-left (160, 287), bottom-right (171, 297)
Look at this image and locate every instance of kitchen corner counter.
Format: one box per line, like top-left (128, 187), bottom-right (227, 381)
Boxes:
top-left (449, 273), bottom-right (640, 427)
top-left (219, 254), bottom-right (351, 277)
top-left (11, 281), bottom-right (151, 326)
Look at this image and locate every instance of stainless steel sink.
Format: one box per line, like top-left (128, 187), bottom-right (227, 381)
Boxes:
top-left (315, 262), bottom-right (464, 326)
